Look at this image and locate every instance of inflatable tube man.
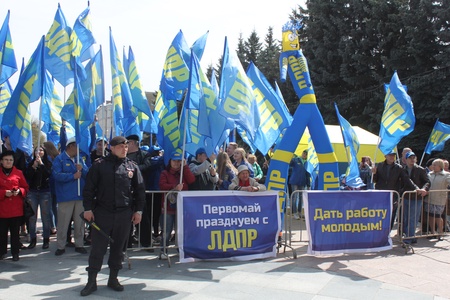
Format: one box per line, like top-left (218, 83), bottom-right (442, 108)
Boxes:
top-left (265, 20), bottom-right (340, 205)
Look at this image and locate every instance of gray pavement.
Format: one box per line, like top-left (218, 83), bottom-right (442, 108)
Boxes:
top-left (1, 219), bottom-right (450, 300)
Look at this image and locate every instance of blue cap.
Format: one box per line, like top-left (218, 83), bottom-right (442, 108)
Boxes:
top-left (150, 145), bottom-right (162, 152)
top-left (140, 145), bottom-right (150, 151)
top-left (171, 151), bottom-right (182, 161)
top-left (195, 147), bottom-right (206, 156)
top-left (406, 152), bottom-right (416, 159)
top-left (95, 137), bottom-right (108, 144)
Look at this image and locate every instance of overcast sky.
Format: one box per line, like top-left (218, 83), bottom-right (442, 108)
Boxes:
top-left (2, 0), bottom-right (303, 114)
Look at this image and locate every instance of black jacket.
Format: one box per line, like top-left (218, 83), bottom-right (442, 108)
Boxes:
top-left (403, 164), bottom-right (430, 198)
top-left (25, 161), bottom-right (52, 191)
top-left (83, 154), bottom-right (145, 213)
top-left (374, 161), bottom-right (415, 193)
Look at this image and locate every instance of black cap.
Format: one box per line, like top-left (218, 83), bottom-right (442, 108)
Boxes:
top-left (110, 136), bottom-right (128, 146)
top-left (126, 134), bottom-right (139, 142)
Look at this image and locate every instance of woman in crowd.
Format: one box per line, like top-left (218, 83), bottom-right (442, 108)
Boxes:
top-left (159, 151), bottom-right (195, 259)
top-left (0, 151), bottom-right (29, 261)
top-left (216, 152), bottom-right (237, 190)
top-left (229, 165), bottom-right (266, 192)
top-left (232, 147), bottom-right (254, 178)
top-left (359, 156), bottom-right (374, 189)
top-left (25, 146), bottom-right (53, 249)
top-left (425, 159), bottom-right (450, 240)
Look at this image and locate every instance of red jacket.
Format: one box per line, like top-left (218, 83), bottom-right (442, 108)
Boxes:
top-left (159, 164), bottom-right (195, 214)
top-left (0, 167), bottom-right (29, 218)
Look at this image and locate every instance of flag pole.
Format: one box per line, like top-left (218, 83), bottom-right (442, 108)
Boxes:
top-left (180, 102), bottom-right (188, 185)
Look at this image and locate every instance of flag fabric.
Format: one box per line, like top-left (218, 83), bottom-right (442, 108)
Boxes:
top-left (178, 51), bottom-right (202, 150)
top-left (44, 4), bottom-right (73, 87)
top-left (2, 36), bottom-right (45, 155)
top-left (219, 37), bottom-right (259, 140)
top-left (154, 93), bottom-right (180, 165)
top-left (159, 30), bottom-right (190, 103)
top-left (71, 5), bottom-right (95, 63)
top-left (80, 48), bottom-right (104, 124)
top-left (424, 119), bottom-right (450, 154)
top-left (246, 62), bottom-right (293, 155)
top-left (306, 136), bottom-right (319, 189)
top-left (0, 80), bottom-right (12, 126)
top-left (41, 73), bottom-right (64, 145)
top-left (110, 28), bottom-right (135, 136)
top-left (0, 10), bottom-right (17, 85)
top-left (124, 46), bottom-right (151, 116)
top-left (191, 31), bottom-right (209, 62)
top-left (197, 58), bottom-right (234, 152)
top-left (335, 103), bottom-right (365, 189)
top-left (123, 46), bottom-right (156, 135)
top-left (378, 71), bottom-right (415, 155)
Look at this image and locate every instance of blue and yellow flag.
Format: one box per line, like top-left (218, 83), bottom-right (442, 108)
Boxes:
top-left (44, 4), bottom-right (73, 87)
top-left (110, 28), bottom-right (135, 136)
top-left (424, 119), bottom-right (450, 154)
top-left (197, 59), bottom-right (233, 153)
top-left (2, 36), bottom-right (45, 155)
top-left (219, 37), bottom-right (260, 140)
top-left (178, 51), bottom-right (203, 151)
top-left (41, 74), bottom-right (64, 145)
top-left (335, 103), bottom-right (365, 189)
top-left (123, 46), bottom-right (155, 135)
top-left (191, 31), bottom-right (209, 62)
top-left (246, 62), bottom-right (293, 155)
top-left (0, 11), bottom-right (17, 85)
top-left (306, 136), bottom-right (319, 189)
top-left (0, 80), bottom-right (12, 126)
top-left (81, 47), bottom-right (104, 124)
top-left (71, 5), bottom-right (95, 63)
top-left (159, 30), bottom-right (190, 103)
top-left (154, 92), bottom-right (180, 165)
top-left (378, 71), bottom-right (415, 155)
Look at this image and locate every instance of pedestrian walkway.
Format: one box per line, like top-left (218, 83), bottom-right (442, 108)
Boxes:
top-left (1, 219), bottom-right (450, 299)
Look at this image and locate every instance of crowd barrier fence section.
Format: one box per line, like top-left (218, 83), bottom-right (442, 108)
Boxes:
top-left (126, 190), bottom-right (296, 267)
top-left (399, 189), bottom-right (449, 254)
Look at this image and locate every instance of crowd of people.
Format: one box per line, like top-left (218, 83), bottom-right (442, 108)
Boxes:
top-left (1, 132), bottom-right (449, 295)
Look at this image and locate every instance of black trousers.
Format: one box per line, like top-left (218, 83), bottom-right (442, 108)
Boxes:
top-left (86, 209), bottom-right (132, 272)
top-left (0, 216), bottom-right (22, 256)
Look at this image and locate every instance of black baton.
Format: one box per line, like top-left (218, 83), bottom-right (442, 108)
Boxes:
top-left (79, 212), bottom-right (114, 243)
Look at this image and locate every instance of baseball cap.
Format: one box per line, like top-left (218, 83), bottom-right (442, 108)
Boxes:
top-left (126, 134), bottom-right (139, 142)
top-left (406, 152), bottom-right (416, 159)
top-left (195, 147), bottom-right (206, 156)
top-left (95, 137), bottom-right (108, 144)
top-left (171, 151), bottom-right (182, 161)
top-left (110, 136), bottom-right (128, 146)
top-left (66, 137), bottom-right (76, 146)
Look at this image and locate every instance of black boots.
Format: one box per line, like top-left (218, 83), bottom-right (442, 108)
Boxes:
top-left (107, 269), bottom-right (124, 292)
top-left (80, 271), bottom-right (97, 296)
top-left (42, 238), bottom-right (49, 249)
top-left (27, 238), bottom-right (37, 249)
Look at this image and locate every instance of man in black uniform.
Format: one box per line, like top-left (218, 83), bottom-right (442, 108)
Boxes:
top-left (80, 136), bottom-right (145, 297)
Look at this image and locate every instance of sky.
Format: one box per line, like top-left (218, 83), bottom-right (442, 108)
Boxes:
top-left (1, 0), bottom-right (304, 116)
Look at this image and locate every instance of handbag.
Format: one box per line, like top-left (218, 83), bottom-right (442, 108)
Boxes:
top-left (23, 198), bottom-right (35, 220)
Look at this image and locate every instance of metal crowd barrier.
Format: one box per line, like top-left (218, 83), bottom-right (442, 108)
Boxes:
top-left (124, 190), bottom-right (166, 268)
top-left (399, 189), bottom-right (449, 254)
top-left (125, 189), bottom-right (297, 267)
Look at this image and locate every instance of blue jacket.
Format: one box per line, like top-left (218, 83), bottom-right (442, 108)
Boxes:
top-left (288, 157), bottom-right (310, 187)
top-left (52, 151), bottom-right (89, 203)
